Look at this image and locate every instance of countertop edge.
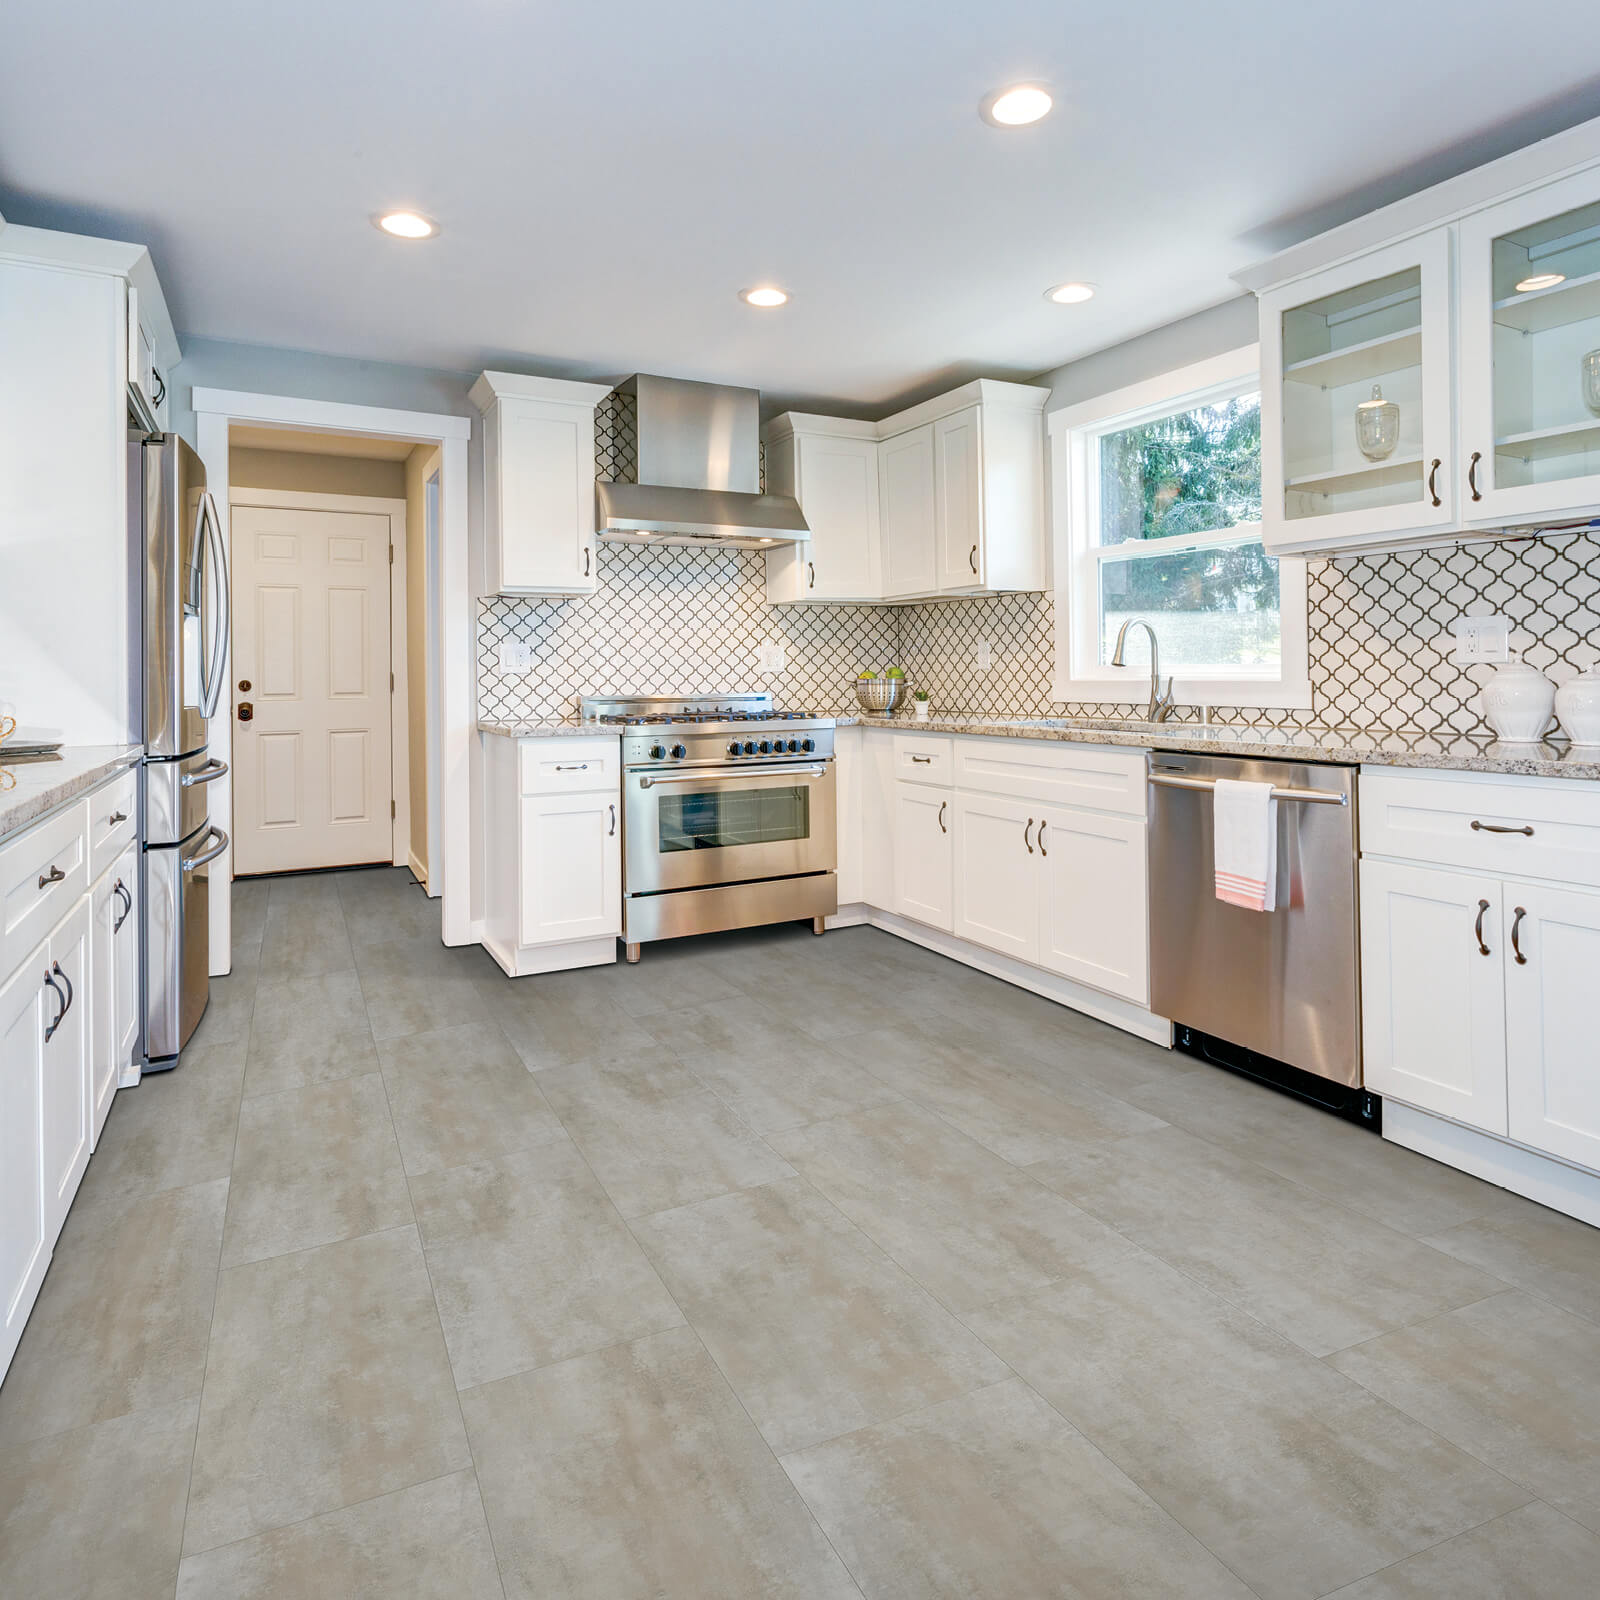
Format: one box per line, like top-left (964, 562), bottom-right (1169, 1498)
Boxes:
top-left (0, 746), bottom-right (144, 845)
top-left (478, 723), bottom-right (619, 739)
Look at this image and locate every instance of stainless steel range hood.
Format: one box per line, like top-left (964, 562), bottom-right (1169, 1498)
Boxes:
top-left (596, 374), bottom-right (808, 548)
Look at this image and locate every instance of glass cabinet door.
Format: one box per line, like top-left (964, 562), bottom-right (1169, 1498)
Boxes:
top-left (1259, 231), bottom-right (1454, 551)
top-left (1459, 171), bottom-right (1600, 525)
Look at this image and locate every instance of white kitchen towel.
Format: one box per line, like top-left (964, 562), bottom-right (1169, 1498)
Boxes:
top-left (1213, 778), bottom-right (1277, 912)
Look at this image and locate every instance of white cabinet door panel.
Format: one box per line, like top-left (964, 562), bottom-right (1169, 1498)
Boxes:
top-left (41, 895), bottom-right (91, 1244)
top-left (0, 952), bottom-right (49, 1381)
top-left (892, 784), bottom-right (952, 931)
top-left (1037, 806), bottom-right (1148, 1003)
top-left (798, 433), bottom-right (880, 599)
top-left (934, 406), bottom-right (983, 592)
top-left (879, 424), bottom-right (937, 599)
top-left (498, 399), bottom-right (595, 593)
top-left (1360, 859), bottom-right (1507, 1133)
top-left (1504, 885), bottom-right (1600, 1171)
top-left (519, 793), bottom-right (621, 946)
top-left (952, 792), bottom-right (1037, 963)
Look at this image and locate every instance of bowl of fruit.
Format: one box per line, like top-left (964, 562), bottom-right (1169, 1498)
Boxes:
top-left (854, 668), bottom-right (908, 717)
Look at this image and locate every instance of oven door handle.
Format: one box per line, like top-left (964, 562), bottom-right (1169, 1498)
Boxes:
top-left (636, 765), bottom-right (829, 789)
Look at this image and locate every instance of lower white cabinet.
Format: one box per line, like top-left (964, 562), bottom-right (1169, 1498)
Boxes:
top-left (519, 792), bottom-right (622, 947)
top-left (0, 951), bottom-right (50, 1378)
top-left (952, 792), bottom-right (1037, 960)
top-left (90, 842), bottom-right (138, 1147)
top-left (40, 894), bottom-right (91, 1252)
top-left (892, 783), bottom-right (952, 931)
top-left (1037, 804), bottom-right (1148, 1000)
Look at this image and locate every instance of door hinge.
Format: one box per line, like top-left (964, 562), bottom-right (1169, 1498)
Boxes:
top-left (389, 544), bottom-right (394, 565)
top-left (390, 670), bottom-right (395, 692)
top-left (391, 799), bottom-right (396, 820)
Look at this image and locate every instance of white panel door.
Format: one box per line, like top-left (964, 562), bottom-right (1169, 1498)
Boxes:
top-left (231, 503), bottom-right (394, 874)
top-left (1504, 884), bottom-right (1600, 1171)
top-left (41, 894), bottom-right (90, 1244)
top-left (1360, 858), bottom-right (1507, 1133)
top-left (1037, 805), bottom-right (1149, 1002)
top-left (519, 793), bottom-right (621, 946)
top-left (934, 406), bottom-right (984, 592)
top-left (879, 424), bottom-right (937, 598)
top-left (952, 792), bottom-right (1037, 963)
top-left (798, 433), bottom-right (880, 599)
top-left (0, 951), bottom-right (49, 1381)
top-left (891, 784), bottom-right (952, 931)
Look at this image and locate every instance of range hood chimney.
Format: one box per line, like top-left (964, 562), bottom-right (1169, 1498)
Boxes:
top-left (596, 374), bottom-right (809, 548)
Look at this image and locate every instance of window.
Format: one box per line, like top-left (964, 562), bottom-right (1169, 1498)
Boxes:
top-left (1050, 347), bottom-right (1310, 710)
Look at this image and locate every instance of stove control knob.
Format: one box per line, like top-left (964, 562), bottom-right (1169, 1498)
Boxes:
top-left (742, 740), bottom-right (757, 756)
top-left (728, 740), bottom-right (743, 757)
top-left (786, 738), bottom-right (800, 753)
top-left (670, 743), bottom-right (687, 760)
top-left (758, 739), bottom-right (772, 754)
top-left (648, 744), bottom-right (667, 761)
top-left (800, 737), bottom-right (815, 753)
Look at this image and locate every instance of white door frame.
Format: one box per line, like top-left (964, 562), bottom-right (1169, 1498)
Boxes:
top-left (228, 487), bottom-right (410, 877)
top-left (424, 468), bottom-right (443, 897)
top-left (193, 389), bottom-right (473, 970)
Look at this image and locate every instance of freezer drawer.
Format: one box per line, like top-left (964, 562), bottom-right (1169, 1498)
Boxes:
top-left (142, 822), bottom-right (227, 1066)
top-left (143, 749), bottom-right (228, 847)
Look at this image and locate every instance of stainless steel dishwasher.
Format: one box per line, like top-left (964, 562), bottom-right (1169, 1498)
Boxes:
top-left (1147, 749), bottom-right (1370, 1122)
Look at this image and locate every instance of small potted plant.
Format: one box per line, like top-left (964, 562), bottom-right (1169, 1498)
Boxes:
top-left (912, 687), bottom-right (931, 721)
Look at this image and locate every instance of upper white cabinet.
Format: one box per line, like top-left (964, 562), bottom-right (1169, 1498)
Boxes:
top-left (765, 380), bottom-right (1048, 604)
top-left (763, 418), bottom-right (882, 602)
top-left (1241, 116), bottom-right (1600, 555)
top-left (471, 371), bottom-right (612, 596)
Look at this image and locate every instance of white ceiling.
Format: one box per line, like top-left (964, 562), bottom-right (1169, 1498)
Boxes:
top-left (5, 1), bottom-right (1600, 416)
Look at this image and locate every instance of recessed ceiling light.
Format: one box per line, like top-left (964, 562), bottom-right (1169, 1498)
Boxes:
top-left (1514, 271), bottom-right (1566, 292)
top-left (982, 84), bottom-right (1053, 127)
top-left (375, 211), bottom-right (437, 239)
top-left (1045, 281), bottom-right (1096, 304)
top-left (741, 286), bottom-right (789, 308)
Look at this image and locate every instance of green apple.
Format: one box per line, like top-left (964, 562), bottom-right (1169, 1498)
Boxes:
top-left (885, 666), bottom-right (905, 679)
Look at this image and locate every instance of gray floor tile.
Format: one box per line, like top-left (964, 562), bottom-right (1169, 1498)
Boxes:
top-left (966, 1251), bottom-right (1527, 1600)
top-left (593, 937), bottom-right (747, 1016)
top-left (772, 1099), bottom-right (1141, 1312)
top-left (0, 1178), bottom-right (227, 1446)
top-left (409, 1139), bottom-right (684, 1389)
top-left (459, 1326), bottom-right (861, 1600)
top-left (358, 933), bottom-right (483, 1039)
top-left (784, 1379), bottom-right (1253, 1600)
top-left (1328, 1289), bottom-right (1600, 1535)
top-left (643, 1004), bottom-right (901, 1133)
top-left (187, 968), bottom-right (257, 1048)
top-left (632, 1178), bottom-right (1009, 1454)
top-left (474, 968), bottom-right (657, 1071)
top-left (337, 866), bottom-right (442, 949)
top-left (258, 875), bottom-right (355, 982)
top-left (0, 1397), bottom-right (198, 1600)
top-left (184, 1226), bottom-right (472, 1555)
top-left (75, 1037), bottom-right (244, 1207)
top-left (1320, 1499), bottom-right (1600, 1598)
top-left (379, 1021), bottom-right (567, 1176)
top-left (176, 1468), bottom-right (504, 1600)
top-left (540, 1053), bottom-right (794, 1217)
top-left (246, 969), bottom-right (374, 1096)
top-left (243, 1025), bottom-right (382, 1099)
top-left (222, 1072), bottom-right (414, 1267)
top-left (229, 877), bottom-right (269, 980)
top-left (1422, 1197), bottom-right (1600, 1326)
top-left (827, 1022), bottom-right (1166, 1167)
top-left (1031, 1124), bottom-right (1507, 1356)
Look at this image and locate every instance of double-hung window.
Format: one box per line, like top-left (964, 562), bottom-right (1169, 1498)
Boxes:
top-left (1050, 347), bottom-right (1309, 709)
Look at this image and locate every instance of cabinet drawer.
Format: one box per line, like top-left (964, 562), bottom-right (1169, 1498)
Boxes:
top-left (1, 802), bottom-right (89, 983)
top-left (1361, 768), bottom-right (1600, 888)
top-left (892, 734), bottom-right (954, 784)
top-left (518, 737), bottom-right (620, 795)
top-left (954, 737), bottom-right (1147, 816)
top-left (87, 767), bottom-right (137, 883)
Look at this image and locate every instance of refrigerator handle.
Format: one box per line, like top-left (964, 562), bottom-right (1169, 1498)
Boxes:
top-left (199, 491), bottom-right (230, 719)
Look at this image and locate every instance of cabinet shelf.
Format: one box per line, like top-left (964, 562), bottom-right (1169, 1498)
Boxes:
top-left (1492, 267), bottom-right (1600, 335)
top-left (1284, 454), bottom-right (1424, 498)
top-left (1282, 328), bottom-right (1421, 390)
top-left (1495, 418), bottom-right (1600, 463)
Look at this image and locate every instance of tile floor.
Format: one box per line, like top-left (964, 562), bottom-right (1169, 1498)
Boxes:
top-left (3, 866), bottom-right (1600, 1597)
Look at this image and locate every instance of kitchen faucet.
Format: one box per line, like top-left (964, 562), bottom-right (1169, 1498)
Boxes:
top-left (1111, 618), bottom-right (1175, 722)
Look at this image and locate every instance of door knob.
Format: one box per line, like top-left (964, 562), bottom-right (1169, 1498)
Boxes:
top-left (237, 701), bottom-right (254, 723)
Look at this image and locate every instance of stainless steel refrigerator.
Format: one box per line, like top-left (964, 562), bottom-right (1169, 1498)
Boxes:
top-left (130, 431), bottom-right (230, 1070)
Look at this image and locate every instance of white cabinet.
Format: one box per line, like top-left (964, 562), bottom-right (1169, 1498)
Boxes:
top-left (471, 371), bottom-right (612, 596)
top-left (90, 843), bottom-right (138, 1148)
top-left (40, 895), bottom-right (91, 1243)
top-left (952, 792), bottom-right (1037, 960)
top-left (519, 792), bottom-right (621, 947)
top-left (1037, 804), bottom-right (1149, 1002)
top-left (879, 424), bottom-right (938, 598)
top-left (892, 783), bottom-right (952, 931)
top-left (763, 420), bottom-right (881, 603)
top-left (934, 407), bottom-right (985, 591)
top-left (0, 952), bottom-right (50, 1379)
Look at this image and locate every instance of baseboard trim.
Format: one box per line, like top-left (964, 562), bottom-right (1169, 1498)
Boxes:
top-left (482, 930), bottom-right (618, 978)
top-left (407, 849), bottom-right (429, 892)
top-left (1383, 1100), bottom-right (1600, 1227)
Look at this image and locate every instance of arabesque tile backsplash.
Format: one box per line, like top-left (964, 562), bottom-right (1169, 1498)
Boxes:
top-left (477, 529), bottom-right (1600, 736)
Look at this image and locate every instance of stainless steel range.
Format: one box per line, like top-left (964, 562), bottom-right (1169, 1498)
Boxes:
top-left (581, 693), bottom-right (837, 961)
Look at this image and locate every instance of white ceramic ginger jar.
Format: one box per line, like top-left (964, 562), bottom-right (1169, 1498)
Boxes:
top-left (1478, 650), bottom-right (1556, 743)
top-left (1555, 664), bottom-right (1600, 748)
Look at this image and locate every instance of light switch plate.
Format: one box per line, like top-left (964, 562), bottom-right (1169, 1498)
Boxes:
top-left (497, 639), bottom-right (534, 674)
top-left (976, 640), bottom-right (993, 671)
top-left (1450, 614), bottom-right (1511, 666)
top-left (757, 642), bottom-right (786, 673)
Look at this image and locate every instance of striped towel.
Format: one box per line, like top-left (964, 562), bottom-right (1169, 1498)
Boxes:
top-left (1213, 778), bottom-right (1277, 912)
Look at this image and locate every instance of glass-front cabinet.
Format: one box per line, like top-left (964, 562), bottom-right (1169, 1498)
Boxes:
top-left (1259, 232), bottom-right (1455, 554)
top-left (1459, 170), bottom-right (1600, 526)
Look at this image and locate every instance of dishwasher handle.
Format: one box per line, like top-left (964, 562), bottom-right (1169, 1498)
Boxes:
top-left (1148, 771), bottom-right (1348, 806)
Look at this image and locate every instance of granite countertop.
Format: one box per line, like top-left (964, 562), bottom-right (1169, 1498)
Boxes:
top-left (479, 721), bottom-right (618, 739)
top-left (0, 745), bottom-right (143, 844)
top-left (842, 715), bottom-right (1600, 781)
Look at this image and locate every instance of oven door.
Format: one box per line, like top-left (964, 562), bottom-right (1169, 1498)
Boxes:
top-left (626, 761), bottom-right (836, 894)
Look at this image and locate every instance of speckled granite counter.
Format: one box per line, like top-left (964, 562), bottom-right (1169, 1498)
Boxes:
top-left (479, 722), bottom-right (619, 739)
top-left (842, 716), bottom-right (1600, 782)
top-left (0, 745), bottom-right (143, 844)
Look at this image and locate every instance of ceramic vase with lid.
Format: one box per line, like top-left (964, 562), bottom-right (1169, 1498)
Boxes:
top-left (1477, 649), bottom-right (1556, 743)
top-left (1555, 664), bottom-right (1600, 748)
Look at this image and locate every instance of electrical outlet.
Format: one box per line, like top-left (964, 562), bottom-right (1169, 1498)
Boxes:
top-left (1450, 615), bottom-right (1511, 666)
top-left (756, 641), bottom-right (786, 674)
top-left (976, 639), bottom-right (993, 671)
top-left (496, 639), bottom-right (533, 674)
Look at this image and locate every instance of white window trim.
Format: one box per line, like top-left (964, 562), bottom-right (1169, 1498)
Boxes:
top-left (1048, 345), bottom-right (1312, 711)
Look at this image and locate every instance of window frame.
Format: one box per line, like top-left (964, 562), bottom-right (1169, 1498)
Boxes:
top-left (1048, 345), bottom-right (1311, 711)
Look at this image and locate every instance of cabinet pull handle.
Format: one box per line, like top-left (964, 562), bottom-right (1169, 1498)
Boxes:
top-left (1511, 906), bottom-right (1528, 966)
top-left (1038, 819), bottom-right (1048, 857)
top-left (608, 803), bottom-right (616, 837)
top-left (937, 800), bottom-right (947, 834)
top-left (1427, 458), bottom-right (1441, 507)
top-left (969, 543), bottom-right (978, 574)
top-left (113, 879), bottom-right (132, 933)
top-left (1468, 451), bottom-right (1482, 502)
top-left (808, 561), bottom-right (815, 589)
top-left (39, 864), bottom-right (66, 891)
top-left (554, 763), bottom-right (590, 772)
top-left (152, 368), bottom-right (166, 406)
top-left (1471, 820), bottom-right (1533, 837)
top-left (108, 810), bottom-right (128, 825)
top-left (1474, 898), bottom-right (1491, 957)
top-left (43, 968), bottom-right (67, 1042)
top-left (1024, 818), bottom-right (1035, 854)
top-left (910, 754), bottom-right (931, 764)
